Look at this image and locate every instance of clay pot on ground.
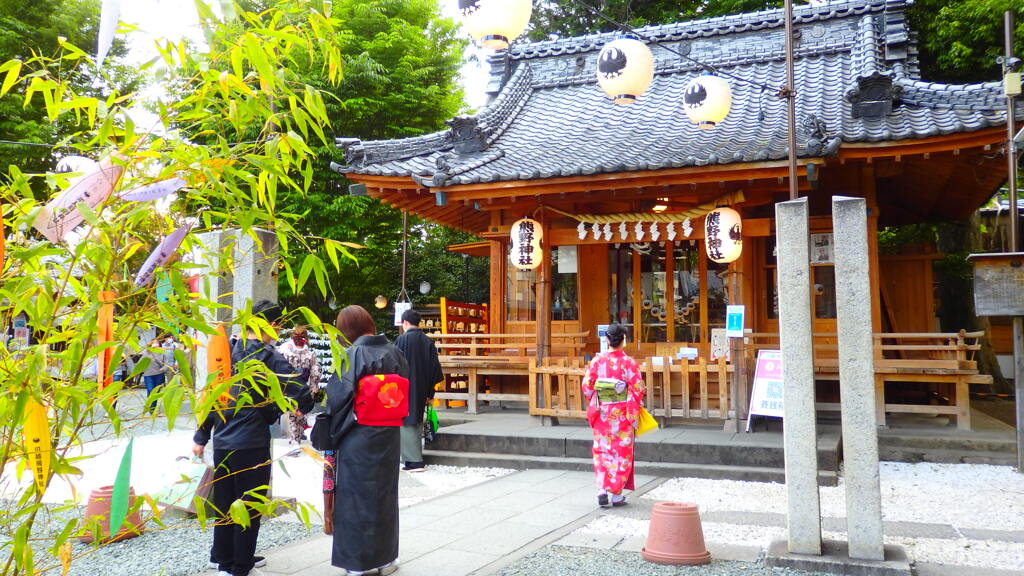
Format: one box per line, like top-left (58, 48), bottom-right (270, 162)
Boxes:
top-left (641, 501), bottom-right (711, 565)
top-left (79, 486), bottom-right (145, 544)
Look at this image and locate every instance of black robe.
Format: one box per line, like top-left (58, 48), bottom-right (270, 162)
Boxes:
top-left (326, 334), bottom-right (409, 572)
top-left (394, 327), bottom-right (444, 425)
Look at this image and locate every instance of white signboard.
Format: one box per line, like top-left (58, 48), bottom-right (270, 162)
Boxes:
top-left (747, 349), bottom-right (784, 431)
top-left (710, 328), bottom-right (729, 361)
top-left (597, 324), bottom-right (610, 354)
top-left (394, 301), bottom-right (412, 327)
top-left (726, 305), bottom-right (745, 337)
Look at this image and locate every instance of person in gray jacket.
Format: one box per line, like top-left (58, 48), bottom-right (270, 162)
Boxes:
top-left (192, 301), bottom-right (313, 576)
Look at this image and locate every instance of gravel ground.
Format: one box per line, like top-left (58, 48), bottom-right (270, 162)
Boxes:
top-left (497, 545), bottom-right (834, 576)
top-left (10, 503), bottom-right (317, 576)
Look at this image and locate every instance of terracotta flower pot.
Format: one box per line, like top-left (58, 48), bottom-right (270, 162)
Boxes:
top-left (641, 501), bottom-right (711, 565)
top-left (79, 486), bottom-right (144, 544)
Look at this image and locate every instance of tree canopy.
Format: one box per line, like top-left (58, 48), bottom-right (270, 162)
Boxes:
top-left (0, 0), bottom-right (139, 194)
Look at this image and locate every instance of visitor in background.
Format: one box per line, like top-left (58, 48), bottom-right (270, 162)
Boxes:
top-left (324, 305), bottom-right (408, 576)
top-left (581, 323), bottom-right (645, 508)
top-left (394, 308), bottom-right (443, 472)
top-left (140, 337), bottom-right (172, 412)
top-left (277, 324), bottom-right (321, 445)
top-left (192, 300), bottom-right (313, 576)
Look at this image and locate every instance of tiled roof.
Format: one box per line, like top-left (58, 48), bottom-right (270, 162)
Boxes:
top-left (332, 0), bottom-right (1018, 187)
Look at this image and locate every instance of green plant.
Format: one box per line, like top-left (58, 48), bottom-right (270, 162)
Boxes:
top-left (0, 1), bottom-right (353, 573)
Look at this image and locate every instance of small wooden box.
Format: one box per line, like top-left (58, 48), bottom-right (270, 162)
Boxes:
top-left (969, 252), bottom-right (1024, 316)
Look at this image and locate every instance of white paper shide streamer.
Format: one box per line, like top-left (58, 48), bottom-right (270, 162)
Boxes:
top-left (96, 0), bottom-right (121, 66)
top-left (603, 223), bottom-right (613, 241)
top-left (577, 222), bottom-right (587, 240)
top-left (619, 222), bottom-right (628, 240)
top-left (134, 223), bottom-right (192, 287)
top-left (666, 222), bottom-right (677, 241)
top-left (650, 222), bottom-right (660, 241)
top-left (119, 178), bottom-right (187, 202)
top-left (634, 221), bottom-right (645, 241)
top-left (591, 223), bottom-right (601, 240)
top-left (33, 161), bottom-right (122, 243)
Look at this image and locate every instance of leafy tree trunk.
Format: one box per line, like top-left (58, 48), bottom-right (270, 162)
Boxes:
top-left (936, 213), bottom-right (1010, 393)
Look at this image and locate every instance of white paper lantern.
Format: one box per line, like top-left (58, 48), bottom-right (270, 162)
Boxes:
top-left (596, 36), bottom-right (654, 105)
top-left (509, 217), bottom-right (543, 270)
top-left (459, 0), bottom-right (533, 50)
top-left (682, 73), bottom-right (733, 129)
top-left (704, 207), bottom-right (742, 263)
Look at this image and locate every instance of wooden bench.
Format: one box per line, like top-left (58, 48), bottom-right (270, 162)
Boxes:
top-left (746, 331), bottom-right (992, 430)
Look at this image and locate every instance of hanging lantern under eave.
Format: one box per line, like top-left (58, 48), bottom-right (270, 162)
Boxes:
top-left (682, 72), bottom-right (733, 129)
top-left (459, 0), bottom-right (533, 50)
top-left (509, 217), bottom-right (543, 270)
top-left (596, 36), bottom-right (654, 105)
top-left (705, 207), bottom-right (742, 263)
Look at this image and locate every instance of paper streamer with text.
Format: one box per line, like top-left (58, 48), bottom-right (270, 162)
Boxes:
top-left (23, 398), bottom-right (51, 492)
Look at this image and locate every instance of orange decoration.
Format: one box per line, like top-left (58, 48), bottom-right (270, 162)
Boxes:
top-left (207, 323), bottom-right (232, 408)
top-left (97, 291), bottom-right (116, 389)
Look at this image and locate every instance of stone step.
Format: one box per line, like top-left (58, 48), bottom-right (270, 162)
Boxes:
top-left (877, 445), bottom-right (1016, 466)
top-left (877, 432), bottom-right (1015, 454)
top-left (423, 449), bottom-right (839, 486)
top-left (430, 430), bottom-right (841, 471)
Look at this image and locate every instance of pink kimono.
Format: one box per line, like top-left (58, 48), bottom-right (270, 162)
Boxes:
top-left (582, 349), bottom-right (646, 494)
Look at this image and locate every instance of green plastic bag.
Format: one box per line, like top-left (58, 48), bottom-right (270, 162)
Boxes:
top-left (423, 404), bottom-right (440, 443)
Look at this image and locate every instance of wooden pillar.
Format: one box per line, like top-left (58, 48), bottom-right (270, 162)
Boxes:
top-left (862, 165), bottom-right (883, 333)
top-left (489, 239), bottom-right (506, 335)
top-left (698, 240), bottom-right (710, 356)
top-left (537, 210), bottom-right (552, 363)
top-left (665, 241), bottom-right (676, 341)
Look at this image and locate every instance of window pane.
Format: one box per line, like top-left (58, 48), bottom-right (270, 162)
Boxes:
top-left (506, 267), bottom-right (536, 321)
top-left (674, 244), bottom-right (701, 342)
top-left (552, 247), bottom-right (579, 321)
top-left (640, 243), bottom-right (667, 342)
top-left (814, 266), bottom-right (837, 319)
top-left (707, 260), bottom-right (730, 335)
top-left (608, 245), bottom-right (633, 333)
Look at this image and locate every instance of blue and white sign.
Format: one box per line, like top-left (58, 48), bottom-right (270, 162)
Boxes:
top-left (726, 304), bottom-right (745, 338)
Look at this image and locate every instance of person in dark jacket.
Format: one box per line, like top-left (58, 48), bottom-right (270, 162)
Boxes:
top-left (192, 300), bottom-right (313, 576)
top-left (326, 305), bottom-right (408, 576)
top-left (394, 309), bottom-right (443, 472)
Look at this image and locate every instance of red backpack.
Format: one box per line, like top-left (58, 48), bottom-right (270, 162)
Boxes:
top-left (354, 373), bottom-right (410, 426)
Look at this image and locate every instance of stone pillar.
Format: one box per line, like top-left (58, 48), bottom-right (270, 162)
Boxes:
top-left (831, 196), bottom-right (885, 561)
top-left (775, 198), bottom-right (822, 555)
top-left (192, 229), bottom-right (278, 389)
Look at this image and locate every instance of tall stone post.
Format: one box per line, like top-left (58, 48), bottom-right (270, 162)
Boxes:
top-left (832, 196), bottom-right (885, 560)
top-left (192, 229), bottom-right (278, 390)
top-left (775, 198), bottom-right (822, 555)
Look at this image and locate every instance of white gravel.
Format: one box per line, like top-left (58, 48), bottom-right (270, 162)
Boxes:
top-left (570, 461), bottom-right (1024, 572)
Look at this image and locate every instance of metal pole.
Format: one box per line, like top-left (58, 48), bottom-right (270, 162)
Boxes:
top-left (400, 211), bottom-right (409, 299)
top-left (784, 0), bottom-right (799, 201)
top-left (1003, 10), bottom-right (1024, 472)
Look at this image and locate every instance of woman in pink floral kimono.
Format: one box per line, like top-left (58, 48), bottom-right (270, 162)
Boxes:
top-left (582, 323), bottom-right (645, 508)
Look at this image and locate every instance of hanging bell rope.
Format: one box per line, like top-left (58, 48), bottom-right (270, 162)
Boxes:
top-left (544, 190), bottom-right (744, 224)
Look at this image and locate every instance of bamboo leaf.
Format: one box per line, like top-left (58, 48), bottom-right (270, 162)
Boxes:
top-left (108, 438), bottom-right (133, 537)
top-left (229, 499), bottom-right (250, 529)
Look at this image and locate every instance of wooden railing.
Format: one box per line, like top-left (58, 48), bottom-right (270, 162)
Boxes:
top-left (744, 330), bottom-right (992, 429)
top-left (528, 356), bottom-right (733, 421)
top-left (429, 332), bottom-right (589, 358)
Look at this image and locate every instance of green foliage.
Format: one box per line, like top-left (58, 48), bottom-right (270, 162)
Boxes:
top-left (0, 1), bottom-right (350, 573)
top-left (908, 0), bottom-right (1023, 83)
top-left (525, 1), bottom-right (808, 41)
top-left (273, 0), bottom-right (480, 327)
top-left (0, 0), bottom-right (141, 197)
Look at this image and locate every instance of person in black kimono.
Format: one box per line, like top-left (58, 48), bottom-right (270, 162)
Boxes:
top-left (394, 309), bottom-right (443, 472)
top-left (193, 300), bottom-right (313, 576)
top-left (326, 305), bottom-right (409, 576)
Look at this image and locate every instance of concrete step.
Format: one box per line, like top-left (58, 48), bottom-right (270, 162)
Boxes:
top-left (430, 430), bottom-right (841, 471)
top-left (877, 445), bottom-right (1016, 466)
top-left (423, 449), bottom-right (839, 486)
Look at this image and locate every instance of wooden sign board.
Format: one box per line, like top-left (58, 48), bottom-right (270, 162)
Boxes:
top-left (968, 252), bottom-right (1024, 316)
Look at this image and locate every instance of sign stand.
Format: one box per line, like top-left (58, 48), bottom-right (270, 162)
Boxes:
top-left (746, 349), bottom-right (784, 433)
